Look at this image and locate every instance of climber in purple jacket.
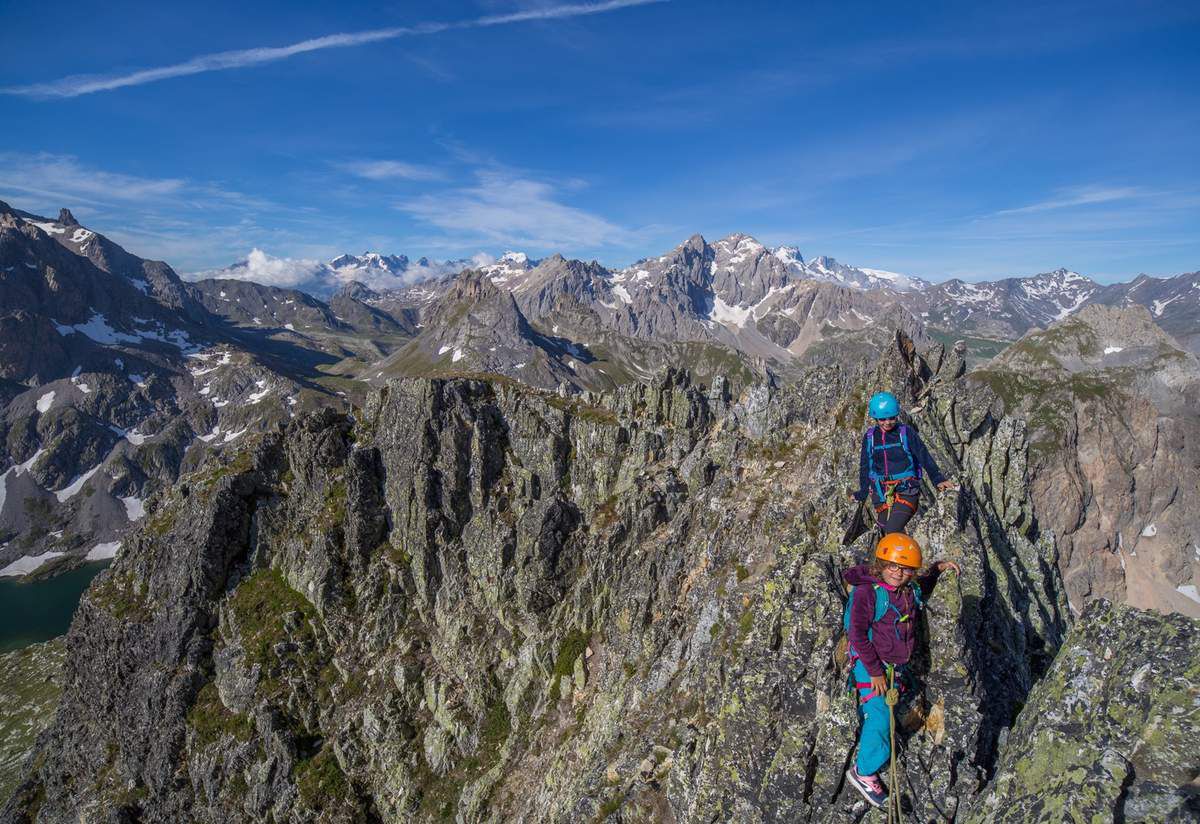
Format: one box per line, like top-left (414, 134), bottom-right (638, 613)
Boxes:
top-left (843, 534), bottom-right (960, 808)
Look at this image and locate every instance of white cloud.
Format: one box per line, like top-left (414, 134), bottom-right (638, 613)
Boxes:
top-left (991, 185), bottom-right (1145, 216)
top-left (192, 248), bottom-right (470, 293)
top-left (329, 258), bottom-right (463, 291)
top-left (0, 152), bottom-right (185, 205)
top-left (397, 169), bottom-right (630, 249)
top-left (340, 160), bottom-right (444, 182)
top-left (0, 152), bottom-right (276, 218)
top-left (197, 249), bottom-right (328, 288)
top-left (3, 0), bottom-right (665, 98)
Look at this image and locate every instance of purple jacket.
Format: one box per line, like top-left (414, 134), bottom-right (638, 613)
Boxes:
top-left (843, 563), bottom-right (942, 677)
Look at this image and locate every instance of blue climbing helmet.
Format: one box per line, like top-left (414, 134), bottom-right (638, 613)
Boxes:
top-left (868, 391), bottom-right (900, 420)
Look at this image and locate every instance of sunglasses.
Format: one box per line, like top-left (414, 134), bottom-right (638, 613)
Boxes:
top-left (876, 416), bottom-right (898, 423)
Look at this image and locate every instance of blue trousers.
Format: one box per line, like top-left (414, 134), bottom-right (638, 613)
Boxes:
top-left (851, 657), bottom-right (913, 776)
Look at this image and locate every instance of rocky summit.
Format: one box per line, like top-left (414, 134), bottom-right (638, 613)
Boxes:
top-left (4, 332), bottom-right (1197, 823)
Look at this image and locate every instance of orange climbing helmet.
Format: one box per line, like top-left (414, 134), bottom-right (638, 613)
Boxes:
top-left (875, 533), bottom-right (922, 569)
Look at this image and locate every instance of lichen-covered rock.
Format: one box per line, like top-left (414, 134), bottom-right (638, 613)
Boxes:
top-left (4, 333), bottom-right (1182, 824)
top-left (964, 600), bottom-right (1200, 823)
top-left (0, 639), bottom-right (65, 802)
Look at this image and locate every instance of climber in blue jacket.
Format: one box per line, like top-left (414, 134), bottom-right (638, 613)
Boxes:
top-left (847, 391), bottom-right (957, 535)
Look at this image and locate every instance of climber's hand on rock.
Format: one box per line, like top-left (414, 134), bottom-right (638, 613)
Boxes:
top-left (870, 674), bottom-right (888, 696)
top-left (936, 560), bottom-right (961, 575)
top-left (937, 480), bottom-right (959, 493)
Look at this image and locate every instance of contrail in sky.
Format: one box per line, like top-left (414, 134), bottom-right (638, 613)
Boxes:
top-left (3, 0), bottom-right (665, 99)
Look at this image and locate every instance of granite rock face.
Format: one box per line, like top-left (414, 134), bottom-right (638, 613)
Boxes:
top-left (965, 600), bottom-right (1200, 823)
top-left (3, 334), bottom-right (1195, 823)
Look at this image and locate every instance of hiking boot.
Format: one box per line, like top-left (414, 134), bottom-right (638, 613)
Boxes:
top-left (846, 766), bottom-right (888, 808)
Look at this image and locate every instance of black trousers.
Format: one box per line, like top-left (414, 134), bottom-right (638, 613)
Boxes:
top-left (870, 481), bottom-right (920, 534)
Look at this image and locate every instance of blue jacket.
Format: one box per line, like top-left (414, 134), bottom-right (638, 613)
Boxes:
top-left (854, 424), bottom-right (945, 502)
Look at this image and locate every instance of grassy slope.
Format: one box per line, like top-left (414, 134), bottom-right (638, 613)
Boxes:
top-left (0, 638), bottom-right (66, 801)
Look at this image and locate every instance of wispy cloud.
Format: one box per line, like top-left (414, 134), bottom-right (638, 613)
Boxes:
top-left (396, 169), bottom-right (632, 250)
top-left (339, 160), bottom-right (444, 182)
top-left (3, 0), bottom-right (665, 99)
top-left (990, 185), bottom-right (1147, 216)
top-left (0, 151), bottom-right (281, 217)
top-left (0, 152), bottom-right (186, 205)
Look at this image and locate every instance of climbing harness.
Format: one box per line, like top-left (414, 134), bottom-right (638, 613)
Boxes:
top-left (886, 665), bottom-right (902, 824)
top-left (866, 424), bottom-right (921, 498)
top-left (866, 425), bottom-right (921, 521)
top-left (875, 483), bottom-right (917, 522)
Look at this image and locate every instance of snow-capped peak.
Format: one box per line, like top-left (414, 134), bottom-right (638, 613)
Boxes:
top-left (797, 255), bottom-right (927, 292)
top-left (329, 252), bottom-right (411, 274)
top-left (17, 212), bottom-right (96, 248)
top-left (718, 233), bottom-right (765, 251)
top-left (480, 251), bottom-right (537, 286)
top-left (772, 246), bottom-right (804, 268)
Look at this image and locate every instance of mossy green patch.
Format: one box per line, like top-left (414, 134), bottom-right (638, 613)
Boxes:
top-left (927, 329), bottom-right (1012, 363)
top-left (738, 608), bottom-right (755, 638)
top-left (319, 480), bottom-right (347, 530)
top-left (195, 448), bottom-right (256, 495)
top-left (89, 571), bottom-right (152, 622)
top-left (294, 745), bottom-right (350, 810)
top-left (0, 639), bottom-right (65, 800)
top-left (226, 567), bottom-right (320, 695)
top-left (594, 794), bottom-right (624, 821)
top-left (186, 681), bottom-right (254, 747)
top-left (413, 695), bottom-right (513, 819)
top-left (144, 508), bottom-right (175, 538)
top-left (484, 697), bottom-right (512, 740)
top-left (972, 365), bottom-right (1126, 460)
top-left (550, 628), bottom-right (592, 700)
top-left (542, 394), bottom-right (619, 425)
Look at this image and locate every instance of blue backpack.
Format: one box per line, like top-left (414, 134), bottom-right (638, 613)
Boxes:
top-left (841, 582), bottom-right (924, 647)
top-left (865, 424), bottom-right (920, 500)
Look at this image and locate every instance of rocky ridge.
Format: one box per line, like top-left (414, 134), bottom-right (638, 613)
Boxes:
top-left (1086, 270), bottom-right (1200, 355)
top-left (340, 234), bottom-right (1198, 372)
top-left (968, 304), bottom-right (1200, 618)
top-left (0, 202), bottom-right (351, 578)
top-left (6, 331), bottom-right (1196, 822)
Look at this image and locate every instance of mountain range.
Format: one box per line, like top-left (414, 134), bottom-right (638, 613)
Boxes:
top-left (1, 198), bottom-right (1199, 822)
top-left (209, 230), bottom-right (1200, 366)
top-left (1, 199), bottom-right (1197, 621)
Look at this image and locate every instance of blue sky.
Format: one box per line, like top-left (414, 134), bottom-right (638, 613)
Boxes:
top-left (1, 0), bottom-right (1198, 284)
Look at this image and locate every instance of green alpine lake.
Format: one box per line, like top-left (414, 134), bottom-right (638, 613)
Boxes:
top-left (0, 562), bottom-right (109, 652)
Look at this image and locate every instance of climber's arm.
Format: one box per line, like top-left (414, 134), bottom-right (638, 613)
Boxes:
top-left (918, 560), bottom-right (960, 596)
